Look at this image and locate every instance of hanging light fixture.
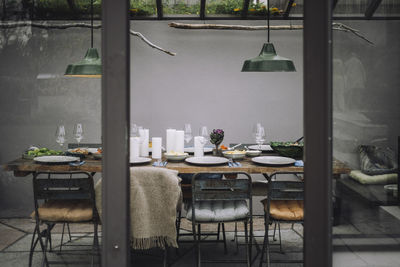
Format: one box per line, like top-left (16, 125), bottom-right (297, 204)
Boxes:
top-left (65, 0), bottom-right (101, 78)
top-left (241, 0), bottom-right (296, 72)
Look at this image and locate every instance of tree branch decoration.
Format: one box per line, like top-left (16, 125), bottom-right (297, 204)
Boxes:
top-left (0, 21), bottom-right (177, 56)
top-left (168, 22), bottom-right (374, 45)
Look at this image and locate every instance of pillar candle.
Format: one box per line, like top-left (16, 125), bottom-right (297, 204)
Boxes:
top-left (166, 129), bottom-right (176, 153)
top-left (130, 137), bottom-right (140, 161)
top-left (140, 128), bottom-right (149, 157)
top-left (174, 130), bottom-right (184, 153)
top-left (194, 136), bottom-right (204, 157)
top-left (152, 137), bottom-right (162, 160)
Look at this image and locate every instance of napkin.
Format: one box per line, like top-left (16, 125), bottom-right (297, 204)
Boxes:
top-left (228, 161), bottom-right (242, 167)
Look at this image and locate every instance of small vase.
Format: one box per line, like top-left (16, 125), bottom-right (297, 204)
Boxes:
top-left (213, 144), bottom-right (222, 156)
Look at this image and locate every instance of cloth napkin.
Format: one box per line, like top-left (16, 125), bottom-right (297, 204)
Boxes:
top-left (228, 161), bottom-right (242, 167)
top-left (152, 161), bottom-right (167, 167)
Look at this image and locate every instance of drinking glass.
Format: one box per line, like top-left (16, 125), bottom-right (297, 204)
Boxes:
top-left (55, 125), bottom-right (66, 148)
top-left (73, 123), bottom-right (84, 147)
top-left (184, 123), bottom-right (193, 145)
top-left (255, 125), bottom-right (266, 149)
top-left (199, 126), bottom-right (209, 153)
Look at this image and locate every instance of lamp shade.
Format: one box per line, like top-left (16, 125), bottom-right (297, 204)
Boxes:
top-left (242, 43), bottom-right (296, 72)
top-left (65, 48), bottom-right (101, 78)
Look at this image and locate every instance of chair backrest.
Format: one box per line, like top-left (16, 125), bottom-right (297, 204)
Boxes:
top-left (32, 171), bottom-right (98, 221)
top-left (191, 172), bottom-right (252, 202)
top-left (268, 172), bottom-right (304, 201)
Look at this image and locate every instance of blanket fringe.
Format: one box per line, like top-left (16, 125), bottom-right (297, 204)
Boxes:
top-left (131, 236), bottom-right (178, 250)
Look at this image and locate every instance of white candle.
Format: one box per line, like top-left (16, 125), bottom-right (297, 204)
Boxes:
top-left (174, 130), bottom-right (184, 153)
top-left (140, 129), bottom-right (149, 157)
top-left (152, 137), bottom-right (162, 160)
top-left (194, 136), bottom-right (204, 157)
top-left (166, 129), bottom-right (176, 153)
top-left (130, 137), bottom-right (140, 161)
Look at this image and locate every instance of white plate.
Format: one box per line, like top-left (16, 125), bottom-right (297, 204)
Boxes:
top-left (164, 153), bottom-right (189, 161)
top-left (88, 148), bottom-right (100, 154)
top-left (34, 156), bottom-right (80, 164)
top-left (248, 145), bottom-right (273, 152)
top-left (222, 151), bottom-right (246, 160)
top-left (251, 156), bottom-right (296, 166)
top-left (246, 150), bottom-right (262, 157)
top-left (130, 157), bottom-right (152, 165)
top-left (184, 147), bottom-right (213, 154)
top-left (185, 156), bottom-right (229, 165)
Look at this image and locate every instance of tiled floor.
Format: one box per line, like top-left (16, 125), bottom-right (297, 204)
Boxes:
top-left (1, 217), bottom-right (400, 266)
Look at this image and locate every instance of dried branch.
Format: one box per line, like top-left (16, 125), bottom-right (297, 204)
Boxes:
top-left (169, 22), bottom-right (374, 45)
top-left (0, 21), bottom-right (177, 56)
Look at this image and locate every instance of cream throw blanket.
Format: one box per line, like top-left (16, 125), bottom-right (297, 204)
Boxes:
top-left (95, 167), bottom-right (181, 249)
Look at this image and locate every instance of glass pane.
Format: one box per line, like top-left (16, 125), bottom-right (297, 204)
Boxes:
top-left (333, 0), bottom-right (369, 16)
top-left (246, 0), bottom-right (303, 18)
top-left (130, 0), bottom-right (157, 17)
top-left (375, 0), bottom-right (400, 16)
top-left (206, 0), bottom-right (243, 17)
top-left (0, 3), bottom-right (102, 266)
top-left (163, 0), bottom-right (200, 17)
top-left (332, 15), bottom-right (400, 267)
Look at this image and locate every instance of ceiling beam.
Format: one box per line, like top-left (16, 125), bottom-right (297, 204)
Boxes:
top-left (241, 0), bottom-right (250, 19)
top-left (284, 0), bottom-right (295, 18)
top-left (365, 0), bottom-right (383, 19)
top-left (200, 0), bottom-right (206, 20)
top-left (156, 0), bottom-right (163, 20)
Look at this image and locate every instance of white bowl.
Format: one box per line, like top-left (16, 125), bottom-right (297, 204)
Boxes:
top-left (222, 151), bottom-right (246, 160)
top-left (246, 150), bottom-right (262, 157)
top-left (164, 152), bottom-right (188, 161)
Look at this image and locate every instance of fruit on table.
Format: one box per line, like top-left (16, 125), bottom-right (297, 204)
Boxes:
top-left (26, 147), bottom-right (63, 157)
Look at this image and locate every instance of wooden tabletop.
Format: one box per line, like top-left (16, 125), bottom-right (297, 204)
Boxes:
top-left (3, 155), bottom-right (351, 177)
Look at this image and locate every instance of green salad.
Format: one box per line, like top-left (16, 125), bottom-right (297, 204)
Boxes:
top-left (25, 147), bottom-right (63, 157)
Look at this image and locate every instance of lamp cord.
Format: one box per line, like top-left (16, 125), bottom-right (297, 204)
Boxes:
top-left (267, 0), bottom-right (270, 43)
top-left (90, 0), bottom-right (93, 48)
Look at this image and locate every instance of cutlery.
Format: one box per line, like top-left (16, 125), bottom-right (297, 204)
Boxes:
top-left (69, 161), bottom-right (86, 167)
top-left (228, 143), bottom-right (242, 150)
top-left (244, 146), bottom-right (249, 151)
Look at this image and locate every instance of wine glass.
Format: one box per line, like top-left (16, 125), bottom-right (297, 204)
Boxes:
top-left (184, 123), bottom-right (193, 145)
top-left (73, 123), bottom-right (84, 147)
top-left (199, 126), bottom-right (209, 153)
top-left (55, 125), bottom-right (66, 148)
top-left (255, 125), bottom-right (266, 149)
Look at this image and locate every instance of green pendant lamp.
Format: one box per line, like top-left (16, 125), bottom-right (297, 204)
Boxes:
top-left (241, 1), bottom-right (296, 72)
top-left (65, 0), bottom-right (101, 78)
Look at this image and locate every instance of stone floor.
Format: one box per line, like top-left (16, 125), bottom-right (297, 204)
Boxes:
top-left (1, 217), bottom-right (400, 266)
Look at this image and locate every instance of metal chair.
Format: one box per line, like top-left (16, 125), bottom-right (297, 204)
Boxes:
top-left (259, 172), bottom-right (304, 267)
top-left (187, 172), bottom-right (253, 267)
top-left (29, 171), bottom-right (100, 267)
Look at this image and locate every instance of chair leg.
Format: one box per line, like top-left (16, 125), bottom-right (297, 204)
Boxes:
top-left (217, 223), bottom-right (221, 241)
top-left (67, 222), bottom-right (72, 241)
top-left (192, 222), bottom-right (201, 267)
top-left (278, 222), bottom-right (282, 253)
top-left (40, 224), bottom-right (51, 267)
top-left (222, 223), bottom-right (227, 254)
top-left (175, 211), bottom-right (181, 255)
top-left (272, 222), bottom-right (277, 241)
top-left (234, 222), bottom-right (239, 255)
top-left (244, 221), bottom-right (250, 267)
top-left (259, 213), bottom-right (268, 267)
top-left (163, 247), bottom-right (168, 267)
top-left (29, 224), bottom-right (39, 267)
top-left (94, 222), bottom-right (101, 267)
top-left (60, 222), bottom-right (66, 252)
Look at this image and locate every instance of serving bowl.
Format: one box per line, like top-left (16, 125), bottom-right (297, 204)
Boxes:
top-left (270, 142), bottom-right (304, 159)
top-left (222, 150), bottom-right (246, 160)
top-left (164, 152), bottom-right (188, 161)
top-left (246, 150), bottom-right (261, 157)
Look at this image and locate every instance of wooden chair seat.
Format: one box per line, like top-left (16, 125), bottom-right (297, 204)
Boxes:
top-left (31, 200), bottom-right (93, 222)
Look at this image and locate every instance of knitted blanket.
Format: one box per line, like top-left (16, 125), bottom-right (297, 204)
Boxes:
top-left (349, 170), bottom-right (398, 185)
top-left (95, 167), bottom-right (181, 249)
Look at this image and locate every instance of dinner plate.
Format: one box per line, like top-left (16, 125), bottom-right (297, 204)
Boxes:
top-left (184, 147), bottom-right (213, 154)
top-left (185, 156), bottom-right (229, 166)
top-left (164, 153), bottom-right (188, 161)
top-left (248, 144), bottom-right (273, 152)
top-left (34, 156), bottom-right (80, 164)
top-left (130, 157), bottom-right (152, 165)
top-left (251, 156), bottom-right (296, 166)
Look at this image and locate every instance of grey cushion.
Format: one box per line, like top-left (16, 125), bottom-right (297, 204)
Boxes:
top-left (186, 200), bottom-right (249, 222)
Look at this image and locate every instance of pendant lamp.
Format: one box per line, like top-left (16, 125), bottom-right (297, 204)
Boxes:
top-left (65, 0), bottom-right (101, 78)
top-left (241, 1), bottom-right (296, 72)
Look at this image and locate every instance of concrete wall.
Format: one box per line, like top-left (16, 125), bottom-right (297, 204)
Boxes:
top-left (0, 19), bottom-right (398, 217)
